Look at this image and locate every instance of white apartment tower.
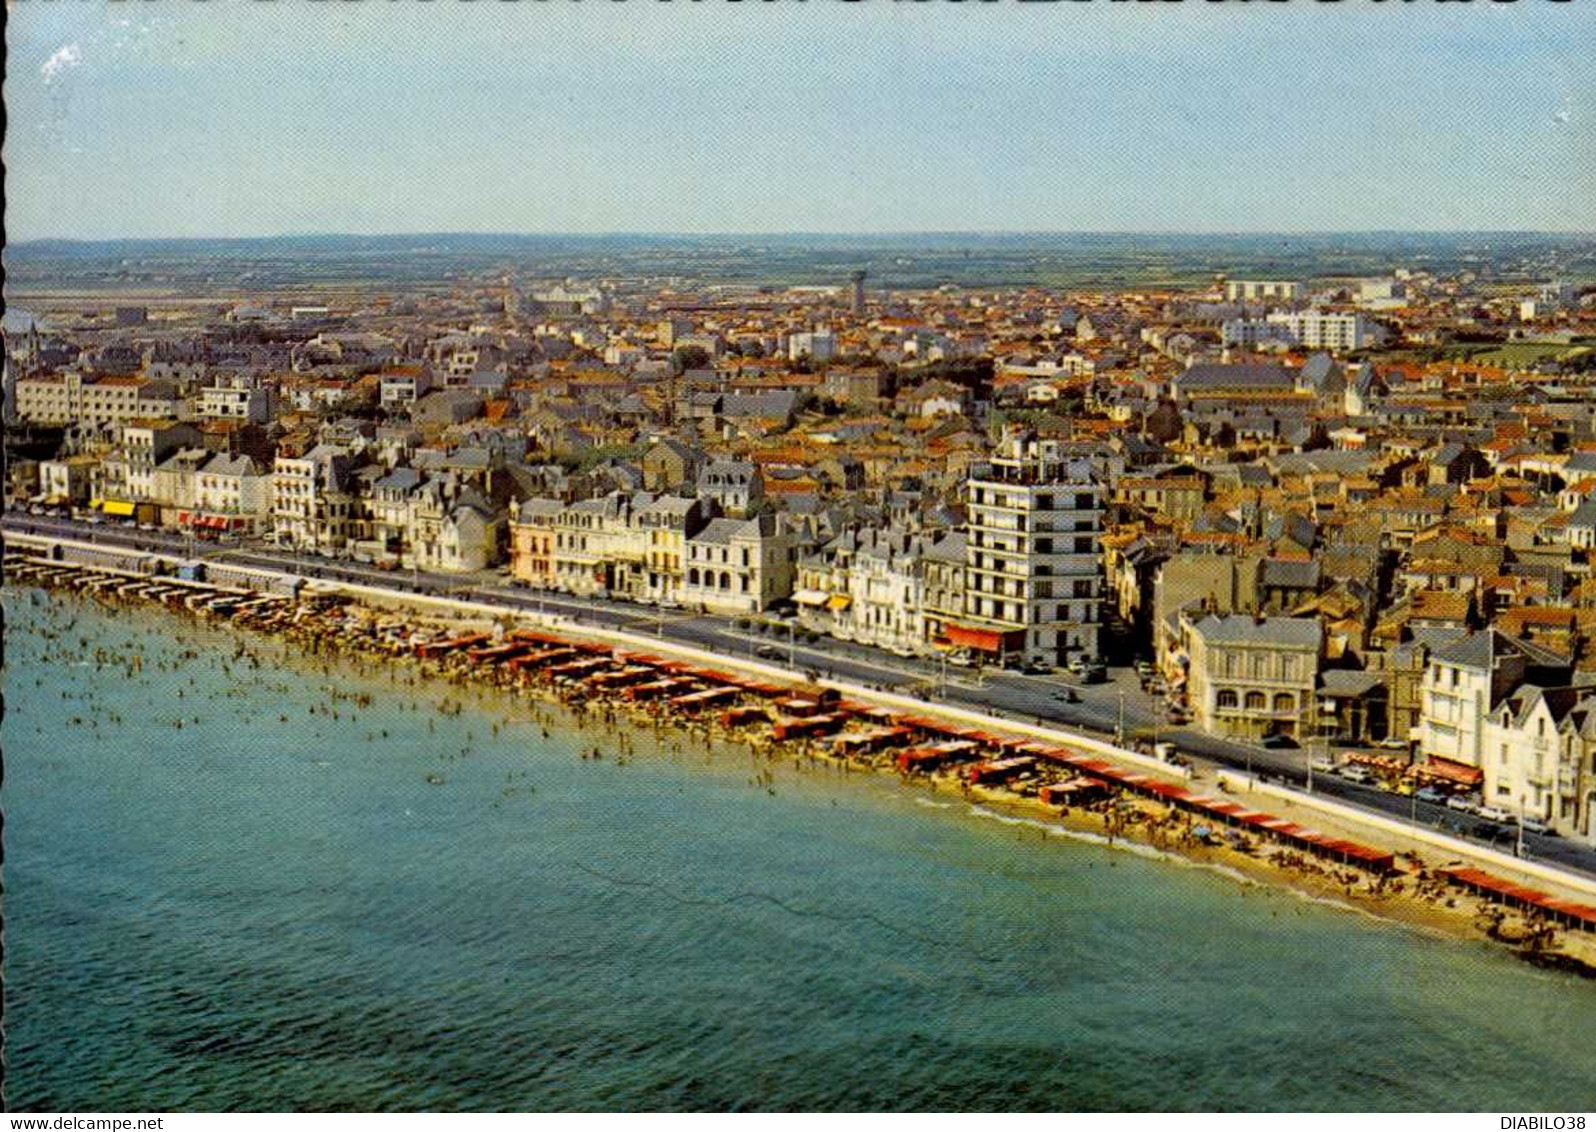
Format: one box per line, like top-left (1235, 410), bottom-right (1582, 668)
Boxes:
top-left (1225, 280), bottom-right (1304, 304)
top-left (1266, 310), bottom-right (1375, 352)
top-left (954, 430), bottom-right (1105, 667)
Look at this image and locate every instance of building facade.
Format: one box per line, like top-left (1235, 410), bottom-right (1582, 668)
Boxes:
top-left (946, 431), bottom-right (1104, 666)
top-left (1183, 613), bottom-right (1322, 741)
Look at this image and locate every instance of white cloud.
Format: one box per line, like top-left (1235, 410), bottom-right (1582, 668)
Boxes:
top-left (41, 43), bottom-right (82, 85)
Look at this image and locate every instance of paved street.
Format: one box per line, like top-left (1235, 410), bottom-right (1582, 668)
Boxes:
top-left (8, 511), bottom-right (1596, 878)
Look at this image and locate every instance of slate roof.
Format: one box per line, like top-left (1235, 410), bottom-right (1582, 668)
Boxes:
top-left (1190, 614), bottom-right (1322, 650)
top-left (1567, 498), bottom-right (1596, 530)
top-left (639, 495), bottom-right (699, 519)
top-left (720, 391), bottom-right (800, 419)
top-left (1178, 363), bottom-right (1297, 392)
top-left (516, 498), bottom-right (565, 521)
top-left (1261, 558), bottom-right (1321, 590)
top-left (1432, 629), bottom-right (1570, 672)
top-left (374, 467), bottom-right (423, 492)
top-left (202, 453), bottom-right (258, 477)
top-left (1318, 670), bottom-right (1385, 697)
top-left (1390, 626), bottom-right (1469, 666)
top-left (693, 517), bottom-right (758, 545)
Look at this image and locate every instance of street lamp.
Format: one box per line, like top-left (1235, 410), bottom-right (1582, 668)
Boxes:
top-left (1299, 697), bottom-right (1321, 794)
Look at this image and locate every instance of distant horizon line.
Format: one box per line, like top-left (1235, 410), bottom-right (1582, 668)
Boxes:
top-left (11, 227), bottom-right (1596, 247)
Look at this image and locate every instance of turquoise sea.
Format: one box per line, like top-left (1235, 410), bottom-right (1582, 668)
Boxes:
top-left (4, 587), bottom-right (1596, 1112)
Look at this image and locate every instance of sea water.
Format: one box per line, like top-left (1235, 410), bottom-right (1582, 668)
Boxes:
top-left (5, 588), bottom-right (1595, 1112)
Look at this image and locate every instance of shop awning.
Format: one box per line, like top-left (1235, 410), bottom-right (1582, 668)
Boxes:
top-left (942, 624), bottom-right (1019, 654)
top-left (792, 589), bottom-right (830, 607)
top-left (827, 594), bottom-right (851, 611)
top-left (1425, 756), bottom-right (1483, 786)
top-left (102, 500), bottom-right (136, 517)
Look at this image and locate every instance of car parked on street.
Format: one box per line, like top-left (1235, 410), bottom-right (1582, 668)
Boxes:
top-left (1447, 793), bottom-right (1480, 814)
top-left (1475, 805), bottom-right (1513, 824)
top-left (1337, 764), bottom-right (1373, 784)
top-left (1521, 816), bottom-right (1556, 837)
top-left (1414, 785), bottom-right (1450, 805)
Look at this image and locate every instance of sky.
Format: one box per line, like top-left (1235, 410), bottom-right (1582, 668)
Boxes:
top-left (5, 1), bottom-right (1593, 241)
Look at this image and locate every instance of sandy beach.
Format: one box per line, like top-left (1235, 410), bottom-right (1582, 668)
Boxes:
top-left (9, 553), bottom-right (1596, 981)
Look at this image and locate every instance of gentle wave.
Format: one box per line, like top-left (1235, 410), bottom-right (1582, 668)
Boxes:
top-left (964, 804), bottom-right (1446, 936)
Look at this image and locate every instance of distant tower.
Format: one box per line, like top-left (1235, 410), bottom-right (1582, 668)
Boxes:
top-left (850, 270), bottom-right (867, 317)
top-left (3, 353), bottom-right (18, 427)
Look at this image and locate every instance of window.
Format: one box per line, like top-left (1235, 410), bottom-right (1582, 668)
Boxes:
top-left (1217, 689), bottom-right (1239, 709)
top-left (1245, 691), bottom-right (1267, 711)
top-left (1273, 693), bottom-right (1294, 713)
